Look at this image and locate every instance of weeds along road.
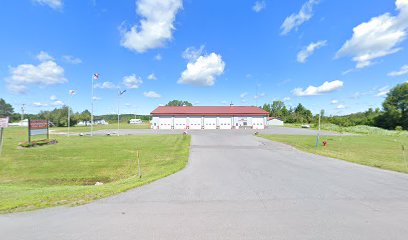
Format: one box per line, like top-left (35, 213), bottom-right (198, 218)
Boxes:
top-left (1, 129), bottom-right (408, 240)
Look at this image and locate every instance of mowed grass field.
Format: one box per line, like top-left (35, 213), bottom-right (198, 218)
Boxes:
top-left (51, 123), bottom-right (150, 133)
top-left (260, 134), bottom-right (408, 174)
top-left (0, 127), bottom-right (190, 213)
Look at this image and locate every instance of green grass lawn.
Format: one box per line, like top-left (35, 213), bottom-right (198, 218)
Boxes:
top-left (259, 134), bottom-right (408, 174)
top-left (51, 123), bottom-right (150, 133)
top-left (0, 127), bottom-right (190, 213)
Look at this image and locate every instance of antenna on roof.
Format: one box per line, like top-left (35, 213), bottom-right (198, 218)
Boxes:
top-left (230, 101), bottom-right (233, 107)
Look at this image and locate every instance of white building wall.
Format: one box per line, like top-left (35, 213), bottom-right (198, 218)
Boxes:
top-left (252, 116), bottom-right (265, 129)
top-left (174, 117), bottom-right (187, 129)
top-left (219, 117), bottom-right (232, 129)
top-left (152, 115), bottom-right (267, 130)
top-left (188, 116), bottom-right (202, 129)
top-left (204, 117), bottom-right (217, 129)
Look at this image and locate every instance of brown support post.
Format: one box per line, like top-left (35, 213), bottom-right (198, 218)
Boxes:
top-left (47, 119), bottom-right (49, 140)
top-left (28, 119), bottom-right (31, 144)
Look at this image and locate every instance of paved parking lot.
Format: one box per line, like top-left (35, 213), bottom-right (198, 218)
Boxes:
top-left (1, 129), bottom-right (407, 240)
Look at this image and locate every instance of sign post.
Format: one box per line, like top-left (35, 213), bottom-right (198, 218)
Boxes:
top-left (0, 117), bottom-right (9, 156)
top-left (28, 119), bottom-right (49, 144)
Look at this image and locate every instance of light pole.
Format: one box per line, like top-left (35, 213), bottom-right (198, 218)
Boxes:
top-left (117, 89), bottom-right (126, 136)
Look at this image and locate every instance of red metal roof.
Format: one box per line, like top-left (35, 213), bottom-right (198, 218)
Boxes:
top-left (151, 106), bottom-right (269, 116)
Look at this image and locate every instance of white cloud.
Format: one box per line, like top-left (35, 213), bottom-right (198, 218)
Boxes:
top-left (330, 99), bottom-right (339, 104)
top-left (297, 40), bottom-right (327, 63)
top-left (122, 74), bottom-right (143, 88)
top-left (182, 45), bottom-right (205, 62)
top-left (292, 80), bottom-right (344, 96)
top-left (37, 51), bottom-right (54, 61)
top-left (336, 104), bottom-right (346, 109)
top-left (62, 55), bottom-right (82, 64)
top-left (376, 86), bottom-right (390, 97)
top-left (50, 95), bottom-right (57, 101)
top-left (388, 64), bottom-right (408, 76)
top-left (252, 1), bottom-right (266, 13)
top-left (51, 100), bottom-right (64, 106)
top-left (283, 97), bottom-right (291, 102)
top-left (120, 0), bottom-right (183, 53)
top-left (155, 54), bottom-right (162, 61)
top-left (221, 100), bottom-right (228, 105)
top-left (33, 102), bottom-right (48, 107)
top-left (254, 93), bottom-right (266, 99)
top-left (281, 0), bottom-right (320, 35)
top-left (144, 91), bottom-right (161, 98)
top-left (376, 90), bottom-right (390, 97)
top-left (92, 96), bottom-right (102, 101)
top-left (6, 51), bottom-right (66, 94)
top-left (240, 92), bottom-right (248, 98)
top-left (94, 81), bottom-right (117, 89)
top-left (336, 0), bottom-right (408, 69)
top-left (147, 73), bottom-right (157, 80)
top-left (34, 0), bottom-right (62, 10)
top-left (178, 49), bottom-right (225, 86)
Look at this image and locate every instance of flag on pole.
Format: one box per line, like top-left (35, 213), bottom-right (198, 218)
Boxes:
top-left (69, 90), bottom-right (76, 95)
top-left (119, 89), bottom-right (127, 95)
top-left (93, 73), bottom-right (100, 80)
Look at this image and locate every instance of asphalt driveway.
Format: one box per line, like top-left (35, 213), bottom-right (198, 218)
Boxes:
top-left (1, 130), bottom-right (408, 239)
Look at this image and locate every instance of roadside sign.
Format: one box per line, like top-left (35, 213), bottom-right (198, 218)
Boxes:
top-left (28, 119), bottom-right (49, 143)
top-left (0, 117), bottom-right (9, 128)
top-left (0, 117), bottom-right (8, 156)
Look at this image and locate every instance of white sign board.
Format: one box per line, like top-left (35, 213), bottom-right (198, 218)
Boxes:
top-left (0, 117), bottom-right (9, 128)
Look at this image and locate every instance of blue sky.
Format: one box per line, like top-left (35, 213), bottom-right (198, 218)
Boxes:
top-left (1, 0), bottom-right (408, 116)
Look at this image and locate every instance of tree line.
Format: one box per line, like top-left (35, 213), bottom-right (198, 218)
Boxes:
top-left (1, 82), bottom-right (408, 129)
top-left (260, 82), bottom-right (408, 130)
top-left (0, 104), bottom-right (151, 127)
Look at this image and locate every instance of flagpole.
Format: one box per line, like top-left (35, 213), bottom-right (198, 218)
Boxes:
top-left (91, 75), bottom-right (94, 137)
top-left (117, 89), bottom-right (120, 136)
top-left (68, 94), bottom-right (70, 137)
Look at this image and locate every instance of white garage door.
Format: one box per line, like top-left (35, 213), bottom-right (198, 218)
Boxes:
top-left (252, 117), bottom-right (265, 129)
top-left (204, 117), bottom-right (217, 129)
top-left (189, 117), bottom-right (202, 129)
top-left (159, 117), bottom-right (172, 129)
top-left (219, 117), bottom-right (232, 129)
top-left (174, 117), bottom-right (187, 129)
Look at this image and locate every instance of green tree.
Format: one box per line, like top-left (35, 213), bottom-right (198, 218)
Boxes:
top-left (0, 98), bottom-right (14, 117)
top-left (166, 100), bottom-right (193, 106)
top-left (79, 110), bottom-right (91, 125)
top-left (294, 103), bottom-right (313, 123)
top-left (270, 101), bottom-right (285, 119)
top-left (262, 103), bottom-right (271, 116)
top-left (376, 83), bottom-right (408, 130)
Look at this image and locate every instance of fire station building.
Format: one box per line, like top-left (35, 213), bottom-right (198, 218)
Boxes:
top-left (150, 106), bottom-right (269, 130)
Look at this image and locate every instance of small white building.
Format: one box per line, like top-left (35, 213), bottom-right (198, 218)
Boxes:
top-left (129, 119), bottom-right (143, 124)
top-left (77, 119), bottom-right (108, 126)
top-left (9, 119), bottom-right (29, 127)
top-left (150, 106), bottom-right (269, 130)
top-left (267, 118), bottom-right (284, 126)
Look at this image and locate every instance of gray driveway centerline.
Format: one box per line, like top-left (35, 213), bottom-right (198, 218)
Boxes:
top-left (1, 130), bottom-right (407, 240)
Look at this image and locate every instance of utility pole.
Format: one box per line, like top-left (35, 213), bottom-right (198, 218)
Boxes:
top-left (315, 112), bottom-right (322, 148)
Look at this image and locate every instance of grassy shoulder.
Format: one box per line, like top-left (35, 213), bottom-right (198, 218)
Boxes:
top-left (0, 127), bottom-right (190, 213)
top-left (284, 123), bottom-right (408, 136)
top-left (51, 123), bottom-right (150, 133)
top-left (259, 134), bottom-right (408, 174)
